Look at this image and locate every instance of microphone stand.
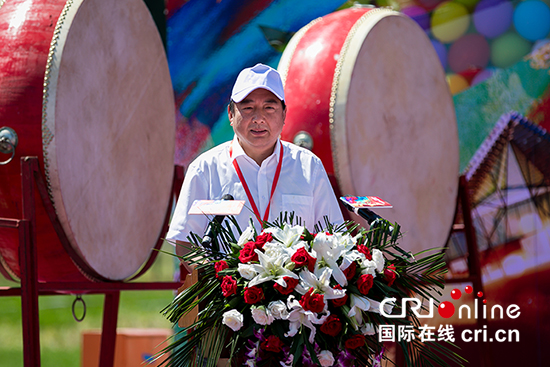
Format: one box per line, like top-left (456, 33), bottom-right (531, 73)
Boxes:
top-left (200, 194), bottom-right (234, 257)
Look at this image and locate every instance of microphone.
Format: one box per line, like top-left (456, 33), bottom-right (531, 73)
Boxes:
top-left (201, 194), bottom-right (234, 251)
top-left (341, 200), bottom-right (394, 234)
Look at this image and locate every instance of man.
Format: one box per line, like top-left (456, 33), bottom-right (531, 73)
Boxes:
top-left (167, 63), bottom-right (343, 256)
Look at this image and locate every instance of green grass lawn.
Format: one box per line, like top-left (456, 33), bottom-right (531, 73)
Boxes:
top-left (0, 243), bottom-right (179, 367)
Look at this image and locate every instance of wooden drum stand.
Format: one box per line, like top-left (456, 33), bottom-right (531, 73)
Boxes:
top-left (0, 157), bottom-right (184, 367)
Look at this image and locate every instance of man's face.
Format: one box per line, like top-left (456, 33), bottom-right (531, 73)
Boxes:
top-left (228, 88), bottom-right (286, 162)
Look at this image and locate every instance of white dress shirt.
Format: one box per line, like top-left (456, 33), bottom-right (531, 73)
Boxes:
top-left (166, 137), bottom-right (344, 242)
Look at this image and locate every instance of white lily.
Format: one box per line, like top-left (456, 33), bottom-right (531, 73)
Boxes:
top-left (311, 233), bottom-right (348, 286)
top-left (339, 248), bottom-right (367, 278)
top-left (237, 225), bottom-right (255, 247)
top-left (341, 249), bottom-right (365, 266)
top-left (248, 249), bottom-right (297, 288)
top-left (360, 259), bottom-right (377, 277)
top-left (284, 296), bottom-right (329, 343)
top-left (332, 232), bottom-right (357, 251)
top-left (295, 268), bottom-right (346, 302)
top-left (348, 294), bottom-right (371, 328)
top-left (362, 323), bottom-right (376, 335)
top-left (264, 224), bottom-right (305, 248)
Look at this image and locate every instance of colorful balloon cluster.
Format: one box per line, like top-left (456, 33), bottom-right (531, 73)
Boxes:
top-left (400, 0), bottom-right (550, 94)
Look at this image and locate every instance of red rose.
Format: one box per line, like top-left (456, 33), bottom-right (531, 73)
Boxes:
top-left (345, 334), bottom-right (365, 349)
top-left (291, 248), bottom-right (316, 272)
top-left (221, 275), bottom-right (237, 297)
top-left (254, 233), bottom-right (273, 249)
top-left (384, 264), bottom-right (397, 286)
top-left (357, 274), bottom-right (374, 295)
top-left (299, 288), bottom-right (325, 313)
top-left (357, 244), bottom-right (372, 260)
top-left (239, 241), bottom-right (259, 263)
top-left (343, 261), bottom-right (357, 280)
top-left (330, 285), bottom-right (348, 307)
top-left (244, 286), bottom-right (264, 304)
top-left (214, 260), bottom-right (229, 279)
top-left (273, 276), bottom-right (299, 295)
top-left (260, 335), bottom-right (285, 353)
top-left (320, 315), bottom-right (343, 337)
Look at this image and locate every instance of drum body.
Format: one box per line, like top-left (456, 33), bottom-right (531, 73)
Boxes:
top-left (279, 7), bottom-right (459, 254)
top-left (0, 0), bottom-right (175, 281)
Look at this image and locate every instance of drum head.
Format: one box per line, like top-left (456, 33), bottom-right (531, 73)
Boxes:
top-left (43, 0), bottom-right (174, 280)
top-left (333, 11), bottom-right (459, 254)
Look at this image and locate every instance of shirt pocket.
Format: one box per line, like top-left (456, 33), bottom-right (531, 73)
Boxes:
top-left (282, 194), bottom-right (313, 226)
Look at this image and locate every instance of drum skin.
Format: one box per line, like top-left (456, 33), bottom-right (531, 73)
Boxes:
top-left (0, 0), bottom-right (175, 281)
top-left (279, 7), bottom-right (459, 254)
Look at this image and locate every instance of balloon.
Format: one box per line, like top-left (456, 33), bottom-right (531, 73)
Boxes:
top-left (471, 68), bottom-right (494, 85)
top-left (402, 6), bottom-right (431, 31)
top-left (513, 0), bottom-right (550, 41)
top-left (448, 34), bottom-right (490, 73)
top-left (431, 38), bottom-right (448, 69)
top-left (459, 67), bottom-right (482, 83)
top-left (454, 0), bottom-right (481, 12)
top-left (431, 2), bottom-right (470, 43)
top-left (446, 73), bottom-right (470, 94)
top-left (473, 0), bottom-right (514, 39)
top-left (418, 0), bottom-right (445, 11)
top-left (490, 32), bottom-right (533, 68)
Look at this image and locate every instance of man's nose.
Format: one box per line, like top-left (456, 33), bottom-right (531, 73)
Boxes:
top-left (252, 110), bottom-right (266, 123)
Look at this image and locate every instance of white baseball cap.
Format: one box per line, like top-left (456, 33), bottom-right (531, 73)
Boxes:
top-left (231, 63), bottom-right (285, 103)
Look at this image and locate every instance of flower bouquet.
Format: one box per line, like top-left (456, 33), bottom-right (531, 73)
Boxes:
top-left (159, 213), bottom-right (464, 367)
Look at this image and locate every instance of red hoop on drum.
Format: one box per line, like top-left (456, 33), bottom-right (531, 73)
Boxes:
top-left (279, 7), bottom-right (459, 254)
top-left (0, 0), bottom-right (175, 281)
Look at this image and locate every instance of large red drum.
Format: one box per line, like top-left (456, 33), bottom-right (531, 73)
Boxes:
top-left (0, 0), bottom-right (175, 281)
top-left (279, 7), bottom-right (459, 254)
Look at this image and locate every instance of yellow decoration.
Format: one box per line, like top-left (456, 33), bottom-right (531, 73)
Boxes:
top-left (432, 2), bottom-right (470, 43)
top-left (446, 73), bottom-right (470, 94)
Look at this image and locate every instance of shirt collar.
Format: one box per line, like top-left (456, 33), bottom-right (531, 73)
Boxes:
top-left (230, 136), bottom-right (282, 165)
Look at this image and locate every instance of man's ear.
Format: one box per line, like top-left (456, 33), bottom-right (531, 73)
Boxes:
top-left (228, 104), bottom-right (234, 126)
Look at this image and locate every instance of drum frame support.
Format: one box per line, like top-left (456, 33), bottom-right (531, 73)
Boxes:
top-left (0, 157), bottom-right (184, 367)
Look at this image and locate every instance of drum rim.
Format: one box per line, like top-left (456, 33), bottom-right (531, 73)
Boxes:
top-left (42, 0), bottom-right (98, 277)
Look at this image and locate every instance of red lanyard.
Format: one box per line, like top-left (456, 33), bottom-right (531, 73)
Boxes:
top-left (229, 142), bottom-right (284, 227)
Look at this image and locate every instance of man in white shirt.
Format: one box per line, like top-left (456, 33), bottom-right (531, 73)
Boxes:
top-left (167, 63), bottom-right (343, 256)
